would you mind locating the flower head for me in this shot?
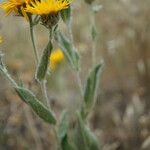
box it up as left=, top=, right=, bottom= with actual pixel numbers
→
left=25, top=0, right=71, bottom=28
left=0, top=0, right=31, bottom=20
left=49, top=48, right=64, bottom=70
left=25, top=0, right=70, bottom=15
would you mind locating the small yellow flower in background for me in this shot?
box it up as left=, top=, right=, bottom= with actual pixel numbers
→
left=25, top=0, right=70, bottom=15
left=0, top=36, right=3, bottom=44
left=0, top=0, right=31, bottom=20
left=49, top=49, right=64, bottom=70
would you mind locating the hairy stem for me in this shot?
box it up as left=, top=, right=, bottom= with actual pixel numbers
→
left=29, top=21, right=59, bottom=148
left=29, top=16, right=39, bottom=64
left=2, top=69, right=18, bottom=87
left=29, top=17, right=51, bottom=108
left=68, top=22, right=84, bottom=97
left=90, top=8, right=97, bottom=67
left=40, top=80, right=51, bottom=109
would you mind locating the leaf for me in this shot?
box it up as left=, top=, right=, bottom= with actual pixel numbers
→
left=84, top=127, right=100, bottom=150
left=82, top=64, right=103, bottom=119
left=58, top=111, right=69, bottom=141
left=60, top=6, right=71, bottom=25
left=55, top=31, right=73, bottom=63
left=74, top=112, right=100, bottom=150
left=15, top=86, right=56, bottom=124
left=58, top=111, right=75, bottom=150
left=54, top=31, right=80, bottom=71
left=61, top=135, right=75, bottom=150
left=36, top=40, right=53, bottom=81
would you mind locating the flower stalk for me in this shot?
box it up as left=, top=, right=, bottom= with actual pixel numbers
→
left=29, top=16, right=39, bottom=64
left=67, top=13, right=84, bottom=97
left=90, top=6, right=97, bottom=67
left=30, top=21, right=51, bottom=109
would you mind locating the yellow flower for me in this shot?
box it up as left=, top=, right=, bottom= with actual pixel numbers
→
left=25, top=0, right=70, bottom=15
left=0, top=0, right=31, bottom=20
left=0, top=36, right=3, bottom=44
left=49, top=49, right=64, bottom=70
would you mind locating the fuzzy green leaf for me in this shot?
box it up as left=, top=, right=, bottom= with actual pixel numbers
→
left=74, top=112, right=100, bottom=150
left=55, top=31, right=80, bottom=71
left=58, top=111, right=75, bottom=150
left=55, top=31, right=73, bottom=63
left=60, top=6, right=71, bottom=25
left=58, top=111, right=69, bottom=141
left=61, top=135, right=75, bottom=150
left=36, top=40, right=53, bottom=81
left=15, top=86, right=56, bottom=124
left=82, top=64, right=103, bottom=118
left=84, top=127, right=100, bottom=150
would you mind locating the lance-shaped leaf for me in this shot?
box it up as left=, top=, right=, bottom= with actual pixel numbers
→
left=60, top=6, right=71, bottom=25
left=0, top=53, right=56, bottom=124
left=55, top=31, right=73, bottom=64
left=15, top=86, right=56, bottom=124
left=61, top=135, right=75, bottom=150
left=82, top=63, right=103, bottom=119
left=74, top=112, right=100, bottom=150
left=58, top=111, right=75, bottom=150
left=59, top=111, right=69, bottom=141
left=36, top=40, right=53, bottom=81
left=54, top=31, right=80, bottom=71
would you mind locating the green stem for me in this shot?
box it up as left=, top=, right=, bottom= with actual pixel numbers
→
left=29, top=16, right=51, bottom=109
left=92, top=39, right=96, bottom=67
left=29, top=16, right=39, bottom=64
left=41, top=80, right=51, bottom=109
left=68, top=6, right=83, bottom=97
left=68, top=23, right=84, bottom=97
left=0, top=68, right=17, bottom=87
left=76, top=70, right=84, bottom=96
left=53, top=126, right=60, bottom=149
left=29, top=17, right=59, bottom=148
left=90, top=7, right=97, bottom=67
left=39, top=28, right=55, bottom=109
left=0, top=54, right=17, bottom=86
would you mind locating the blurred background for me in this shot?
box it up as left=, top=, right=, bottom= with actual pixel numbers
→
left=0, top=0, right=150, bottom=149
